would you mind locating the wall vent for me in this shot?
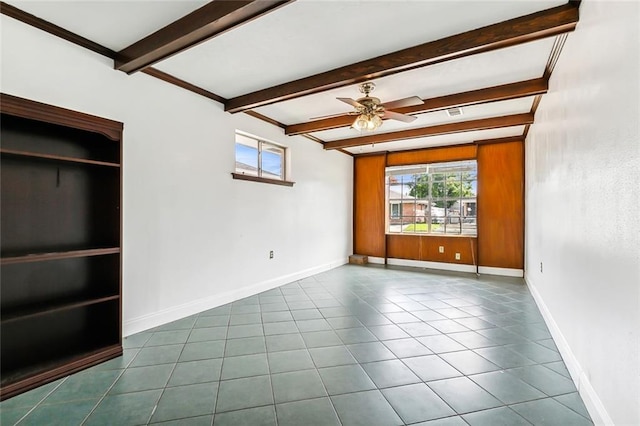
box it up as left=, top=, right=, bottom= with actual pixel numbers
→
left=446, top=107, right=463, bottom=117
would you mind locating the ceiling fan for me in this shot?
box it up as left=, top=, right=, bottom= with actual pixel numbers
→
left=312, top=82, right=424, bottom=131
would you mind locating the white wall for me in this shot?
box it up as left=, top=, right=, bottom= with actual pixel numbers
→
left=1, top=16, right=353, bottom=335
left=525, top=2, right=639, bottom=425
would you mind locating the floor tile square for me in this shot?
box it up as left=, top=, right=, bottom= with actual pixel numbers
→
left=427, top=377, right=502, bottom=414
left=276, top=397, right=340, bottom=426
left=383, top=338, right=433, bottom=358
left=470, top=370, right=545, bottom=404
left=367, top=324, right=410, bottom=340
left=226, top=324, right=263, bottom=339
left=260, top=303, right=290, bottom=313
left=153, top=316, right=197, bottom=332
left=188, top=327, right=227, bottom=342
left=291, top=309, right=323, bottom=320
left=402, top=355, right=463, bottom=382
left=145, top=330, right=191, bottom=347
left=179, top=341, right=225, bottom=362
left=362, top=359, right=421, bottom=388
left=150, top=382, right=218, bottom=423
left=229, top=313, right=262, bottom=325
left=506, top=364, right=577, bottom=396
left=319, top=307, right=352, bottom=318
left=272, top=369, right=327, bottom=403
left=42, top=370, right=119, bottom=404
left=428, top=320, right=471, bottom=334
left=331, top=390, right=403, bottom=426
left=109, top=364, right=173, bottom=394
left=221, top=353, right=269, bottom=380
left=231, top=304, right=261, bottom=314
left=326, top=316, right=364, bottom=330
left=122, top=332, right=152, bottom=349
left=168, top=359, right=222, bottom=386
left=462, top=406, right=530, bottom=426
left=302, top=330, right=343, bottom=348
left=417, top=335, right=467, bottom=353
left=213, top=406, right=276, bottom=426
left=268, top=349, right=315, bottom=373
left=130, top=344, right=183, bottom=367
left=412, top=310, right=448, bottom=322
left=335, top=327, right=378, bottom=344
left=194, top=315, right=229, bottom=328
left=199, top=306, right=231, bottom=317
left=266, top=334, right=306, bottom=352
left=309, top=345, right=358, bottom=368
left=448, top=331, right=499, bottom=349
left=263, top=321, right=299, bottom=335
left=555, top=392, right=592, bottom=419
left=473, top=346, right=536, bottom=369
left=453, top=317, right=497, bottom=331
left=347, top=342, right=396, bottom=363
left=224, top=336, right=266, bottom=357
left=85, top=389, right=162, bottom=425
left=0, top=380, right=62, bottom=410
left=151, top=415, right=213, bottom=425
left=296, top=319, right=332, bottom=332
left=505, top=342, right=562, bottom=363
left=215, top=376, right=273, bottom=413
left=356, top=313, right=393, bottom=326
left=262, top=311, right=294, bottom=323
left=317, top=364, right=376, bottom=395
left=382, top=383, right=455, bottom=423
left=383, top=312, right=420, bottom=324
left=20, top=398, right=98, bottom=426
left=398, top=322, right=441, bottom=337
left=511, top=398, right=593, bottom=425
left=439, top=350, right=501, bottom=375
left=544, top=360, right=572, bottom=379
left=287, top=300, right=316, bottom=310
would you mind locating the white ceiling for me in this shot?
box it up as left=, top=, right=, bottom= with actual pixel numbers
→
left=6, top=0, right=569, bottom=154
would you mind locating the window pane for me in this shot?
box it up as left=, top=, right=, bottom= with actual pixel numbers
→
left=235, top=140, right=258, bottom=176
left=261, top=143, right=283, bottom=179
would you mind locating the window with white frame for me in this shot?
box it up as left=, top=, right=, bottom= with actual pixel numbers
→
left=386, top=160, right=477, bottom=236
left=235, top=132, right=285, bottom=181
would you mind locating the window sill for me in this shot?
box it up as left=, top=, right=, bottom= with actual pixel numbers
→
left=231, top=172, right=295, bottom=187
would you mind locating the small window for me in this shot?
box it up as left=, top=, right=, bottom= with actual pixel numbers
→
left=235, top=132, right=285, bottom=181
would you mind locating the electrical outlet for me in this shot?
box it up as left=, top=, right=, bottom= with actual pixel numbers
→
left=439, top=246, right=445, bottom=253
left=269, top=250, right=274, bottom=259
left=455, top=253, right=461, bottom=260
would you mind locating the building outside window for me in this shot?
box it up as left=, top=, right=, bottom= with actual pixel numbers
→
left=386, top=160, right=477, bottom=236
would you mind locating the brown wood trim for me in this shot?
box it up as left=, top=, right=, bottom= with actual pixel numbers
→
left=324, top=113, right=533, bottom=150
left=0, top=1, right=117, bottom=58
left=0, top=345, right=122, bottom=401
left=141, top=68, right=227, bottom=103
left=244, top=110, right=285, bottom=128
left=2, top=295, right=120, bottom=324
left=116, top=1, right=295, bottom=73
left=475, top=136, right=525, bottom=146
left=0, top=149, right=121, bottom=168
left=285, top=78, right=548, bottom=136
left=386, top=143, right=477, bottom=166
left=225, top=4, right=579, bottom=113
left=1, top=93, right=123, bottom=140
left=544, top=33, right=569, bottom=78
left=231, top=172, right=295, bottom=187
left=1, top=247, right=121, bottom=265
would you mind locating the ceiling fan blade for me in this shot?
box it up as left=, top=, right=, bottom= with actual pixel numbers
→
left=383, top=110, right=417, bottom=123
left=337, top=97, right=363, bottom=108
left=381, top=96, right=424, bottom=110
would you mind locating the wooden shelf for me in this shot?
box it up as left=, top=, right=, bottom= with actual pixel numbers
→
left=1, top=94, right=123, bottom=400
left=0, top=148, right=120, bottom=167
left=1, top=294, right=120, bottom=324
left=1, top=247, right=120, bottom=265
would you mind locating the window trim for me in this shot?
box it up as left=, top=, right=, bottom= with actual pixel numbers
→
left=234, top=131, right=293, bottom=186
left=385, top=160, right=477, bottom=236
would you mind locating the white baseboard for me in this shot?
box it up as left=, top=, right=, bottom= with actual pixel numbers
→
left=525, top=273, right=614, bottom=426
left=387, top=258, right=477, bottom=273
left=478, top=266, right=524, bottom=277
left=367, top=257, right=522, bottom=278
left=123, top=257, right=348, bottom=337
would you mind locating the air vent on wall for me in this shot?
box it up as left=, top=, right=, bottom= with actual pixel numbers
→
left=446, top=107, right=464, bottom=117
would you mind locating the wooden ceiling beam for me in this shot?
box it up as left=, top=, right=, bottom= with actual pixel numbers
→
left=323, top=113, right=533, bottom=150
left=115, top=0, right=295, bottom=74
left=225, top=3, right=578, bottom=113
left=285, top=78, right=548, bottom=136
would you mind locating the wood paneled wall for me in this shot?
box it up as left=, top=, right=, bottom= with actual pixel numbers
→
left=353, top=141, right=524, bottom=270
left=477, top=141, right=524, bottom=269
left=353, top=154, right=386, bottom=257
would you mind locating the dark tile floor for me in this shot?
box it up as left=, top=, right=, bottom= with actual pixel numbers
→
left=0, top=265, right=594, bottom=425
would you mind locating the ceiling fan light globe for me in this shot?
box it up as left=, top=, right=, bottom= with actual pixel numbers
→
left=353, top=114, right=370, bottom=131
left=369, top=114, right=383, bottom=130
